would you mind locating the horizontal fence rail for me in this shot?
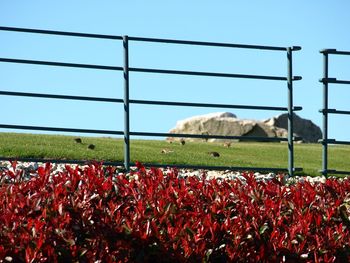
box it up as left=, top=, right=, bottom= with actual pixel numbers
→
left=0, top=26, right=123, bottom=40
left=0, top=90, right=124, bottom=103
left=320, top=49, right=350, bottom=176
left=130, top=66, right=295, bottom=81
left=132, top=163, right=303, bottom=173
left=130, top=131, right=289, bottom=142
left=0, top=57, right=124, bottom=71
left=0, top=124, right=124, bottom=136
left=0, top=26, right=303, bottom=176
left=321, top=109, right=350, bottom=115
left=0, top=156, right=125, bottom=167
left=0, top=90, right=304, bottom=111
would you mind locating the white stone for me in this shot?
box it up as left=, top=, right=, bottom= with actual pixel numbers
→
left=168, top=112, right=321, bottom=143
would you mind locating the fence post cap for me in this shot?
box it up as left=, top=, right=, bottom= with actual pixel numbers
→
left=320, top=49, right=337, bottom=53
left=319, top=77, right=337, bottom=83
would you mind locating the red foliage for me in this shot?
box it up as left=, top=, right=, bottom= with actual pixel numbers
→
left=1, top=162, right=350, bottom=262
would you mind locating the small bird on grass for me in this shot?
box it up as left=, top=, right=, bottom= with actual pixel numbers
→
left=74, top=138, right=82, bottom=144
left=88, top=144, right=95, bottom=150
left=223, top=142, right=231, bottom=148
left=161, top=148, right=174, bottom=154
left=180, top=138, right=186, bottom=145
left=208, top=151, right=220, bottom=157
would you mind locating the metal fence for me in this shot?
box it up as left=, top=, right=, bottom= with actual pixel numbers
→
left=0, top=26, right=302, bottom=176
left=320, top=49, right=350, bottom=176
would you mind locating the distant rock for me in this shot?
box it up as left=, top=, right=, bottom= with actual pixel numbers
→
left=167, top=112, right=252, bottom=143
left=167, top=112, right=321, bottom=143
left=264, top=113, right=322, bottom=143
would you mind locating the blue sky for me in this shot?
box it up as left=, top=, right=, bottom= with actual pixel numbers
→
left=0, top=1, right=349, bottom=141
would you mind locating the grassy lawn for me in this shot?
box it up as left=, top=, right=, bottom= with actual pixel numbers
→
left=0, top=132, right=349, bottom=177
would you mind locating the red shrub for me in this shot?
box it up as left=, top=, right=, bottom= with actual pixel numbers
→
left=1, top=162, right=350, bottom=262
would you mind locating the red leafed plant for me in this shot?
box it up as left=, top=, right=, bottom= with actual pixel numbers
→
left=1, top=161, right=350, bottom=262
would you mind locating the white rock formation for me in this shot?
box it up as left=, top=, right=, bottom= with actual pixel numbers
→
left=167, top=112, right=321, bottom=143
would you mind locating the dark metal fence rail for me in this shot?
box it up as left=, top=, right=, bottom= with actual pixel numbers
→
left=320, top=49, right=350, bottom=176
left=0, top=26, right=302, bottom=176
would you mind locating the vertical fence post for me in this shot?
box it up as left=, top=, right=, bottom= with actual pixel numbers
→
left=123, top=35, right=130, bottom=171
left=287, top=47, right=294, bottom=177
left=321, top=51, right=329, bottom=177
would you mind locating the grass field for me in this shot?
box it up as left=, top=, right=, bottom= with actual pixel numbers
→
left=0, top=132, right=349, bottom=177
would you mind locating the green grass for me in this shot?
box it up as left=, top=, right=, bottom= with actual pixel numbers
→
left=0, top=132, right=349, bottom=177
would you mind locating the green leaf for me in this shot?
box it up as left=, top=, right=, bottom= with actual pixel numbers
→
left=259, top=225, right=269, bottom=235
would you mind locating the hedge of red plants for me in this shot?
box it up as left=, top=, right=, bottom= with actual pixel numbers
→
left=1, top=161, right=350, bottom=262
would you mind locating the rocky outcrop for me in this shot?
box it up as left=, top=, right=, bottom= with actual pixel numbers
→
left=263, top=113, right=322, bottom=143
left=167, top=112, right=321, bottom=143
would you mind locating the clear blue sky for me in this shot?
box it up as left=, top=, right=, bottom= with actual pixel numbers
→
left=0, top=1, right=349, bottom=141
